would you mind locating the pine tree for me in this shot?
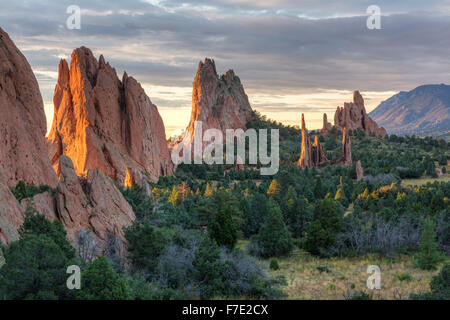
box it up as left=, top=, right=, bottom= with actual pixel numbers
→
left=305, top=198, right=343, bottom=256
left=76, top=256, right=131, bottom=300
left=256, top=200, right=293, bottom=257
left=209, top=200, right=237, bottom=249
left=415, top=219, right=443, bottom=270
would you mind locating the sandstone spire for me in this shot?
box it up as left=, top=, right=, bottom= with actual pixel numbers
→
left=298, top=114, right=312, bottom=169
left=46, top=47, right=173, bottom=183
left=334, top=91, right=387, bottom=137
left=356, top=160, right=364, bottom=180
left=342, top=127, right=352, bottom=166
left=0, top=28, right=58, bottom=187
left=179, top=58, right=253, bottom=151
left=321, top=113, right=332, bottom=134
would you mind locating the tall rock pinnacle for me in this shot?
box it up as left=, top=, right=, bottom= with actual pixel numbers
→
left=342, top=127, right=352, bottom=166
left=334, top=91, right=387, bottom=137
left=47, top=47, right=173, bottom=183
left=0, top=28, right=58, bottom=187
left=298, top=114, right=312, bottom=169
left=180, top=58, right=253, bottom=150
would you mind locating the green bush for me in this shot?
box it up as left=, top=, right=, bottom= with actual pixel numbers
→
left=10, top=181, right=55, bottom=202
left=269, top=258, right=279, bottom=270
left=76, top=257, right=131, bottom=300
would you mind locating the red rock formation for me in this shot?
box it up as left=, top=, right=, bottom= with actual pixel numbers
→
left=47, top=47, right=173, bottom=183
left=180, top=58, right=253, bottom=151
left=0, top=169, right=23, bottom=245
left=0, top=28, right=58, bottom=187
left=311, top=135, right=330, bottom=166
left=298, top=114, right=329, bottom=169
left=298, top=114, right=312, bottom=169
left=342, top=128, right=352, bottom=166
left=334, top=91, right=387, bottom=137
left=356, top=160, right=364, bottom=180
left=321, top=113, right=332, bottom=135
left=56, top=156, right=135, bottom=254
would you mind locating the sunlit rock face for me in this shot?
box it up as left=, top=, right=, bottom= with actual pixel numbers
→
left=298, top=114, right=329, bottom=169
left=179, top=58, right=254, bottom=151
left=47, top=47, right=173, bottom=184
left=0, top=28, right=58, bottom=188
left=334, top=91, right=387, bottom=138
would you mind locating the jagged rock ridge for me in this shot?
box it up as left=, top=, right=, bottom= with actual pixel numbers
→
left=179, top=58, right=253, bottom=151
left=331, top=91, right=387, bottom=137
left=47, top=47, right=173, bottom=184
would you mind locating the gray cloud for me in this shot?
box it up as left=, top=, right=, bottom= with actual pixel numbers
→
left=1, top=0, right=450, bottom=104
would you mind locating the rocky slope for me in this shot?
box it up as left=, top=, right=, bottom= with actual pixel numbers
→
left=47, top=47, right=173, bottom=184
left=176, top=58, right=253, bottom=153
left=370, top=84, right=450, bottom=138
left=0, top=31, right=136, bottom=254
left=0, top=28, right=58, bottom=188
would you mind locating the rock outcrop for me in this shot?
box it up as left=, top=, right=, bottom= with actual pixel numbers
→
left=298, top=114, right=329, bottom=169
left=178, top=58, right=253, bottom=152
left=334, top=91, right=387, bottom=137
left=55, top=156, right=135, bottom=255
left=0, top=169, right=23, bottom=245
left=47, top=47, right=173, bottom=184
left=0, top=28, right=58, bottom=187
left=356, top=160, right=364, bottom=181
left=321, top=113, right=333, bottom=134
left=342, top=128, right=352, bottom=166
left=298, top=114, right=312, bottom=169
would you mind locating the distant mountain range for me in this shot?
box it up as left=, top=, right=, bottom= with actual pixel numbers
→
left=370, top=84, right=450, bottom=140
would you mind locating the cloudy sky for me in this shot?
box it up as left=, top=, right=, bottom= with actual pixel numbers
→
left=1, top=0, right=450, bottom=136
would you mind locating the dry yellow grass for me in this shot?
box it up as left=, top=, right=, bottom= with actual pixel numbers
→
left=267, top=249, right=440, bottom=300
left=236, top=240, right=441, bottom=300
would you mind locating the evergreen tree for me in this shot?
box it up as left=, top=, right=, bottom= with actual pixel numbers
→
left=209, top=200, right=237, bottom=249
left=305, top=198, right=343, bottom=256
left=242, top=193, right=268, bottom=237
left=0, top=234, right=74, bottom=300
left=256, top=200, right=293, bottom=257
left=76, top=256, right=131, bottom=300
left=124, top=222, right=167, bottom=272
left=192, top=237, right=226, bottom=299
left=0, top=213, right=77, bottom=300
left=415, top=219, right=443, bottom=270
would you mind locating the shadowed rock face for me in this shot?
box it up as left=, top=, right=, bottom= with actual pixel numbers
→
left=56, top=156, right=135, bottom=256
left=180, top=58, right=253, bottom=150
left=334, top=91, right=387, bottom=137
left=47, top=47, right=173, bottom=184
left=0, top=28, right=58, bottom=188
left=0, top=169, right=23, bottom=245
left=342, top=127, right=352, bottom=166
